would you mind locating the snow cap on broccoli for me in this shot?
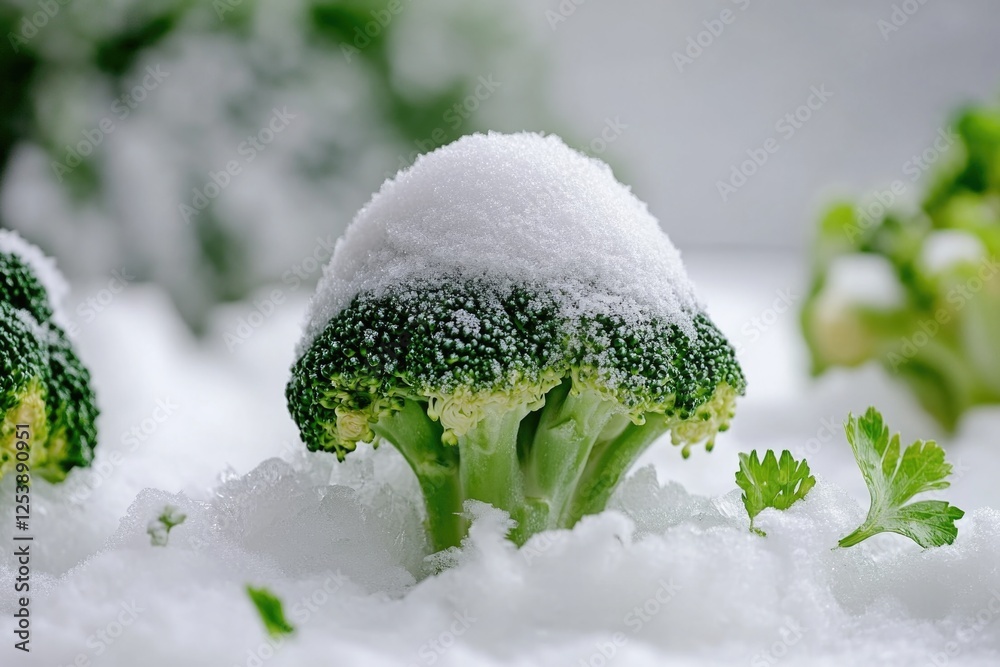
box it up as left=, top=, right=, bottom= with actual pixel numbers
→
left=1, top=230, right=99, bottom=482
left=287, top=132, right=745, bottom=549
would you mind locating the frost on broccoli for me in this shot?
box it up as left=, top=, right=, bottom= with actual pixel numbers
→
left=1, top=231, right=99, bottom=482
left=288, top=283, right=743, bottom=550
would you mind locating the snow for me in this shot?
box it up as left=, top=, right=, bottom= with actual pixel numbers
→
left=820, top=252, right=906, bottom=310
left=4, top=253, right=1000, bottom=666
left=919, top=230, right=988, bottom=275
left=302, top=132, right=700, bottom=353
left=0, top=229, right=69, bottom=328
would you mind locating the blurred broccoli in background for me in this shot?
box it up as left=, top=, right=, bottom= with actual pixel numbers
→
left=803, top=100, right=1000, bottom=431
left=0, top=0, right=548, bottom=330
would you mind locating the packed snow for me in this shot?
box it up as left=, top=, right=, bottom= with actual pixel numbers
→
left=3, top=253, right=1000, bottom=666
left=302, top=132, right=700, bottom=352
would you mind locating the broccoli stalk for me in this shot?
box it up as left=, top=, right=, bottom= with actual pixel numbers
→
left=521, top=381, right=619, bottom=531
left=287, top=281, right=744, bottom=551
left=371, top=400, right=466, bottom=549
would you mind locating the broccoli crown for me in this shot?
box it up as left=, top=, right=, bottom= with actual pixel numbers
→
left=1, top=239, right=99, bottom=482
left=0, top=247, right=55, bottom=324
left=287, top=279, right=743, bottom=550
left=288, top=280, right=744, bottom=458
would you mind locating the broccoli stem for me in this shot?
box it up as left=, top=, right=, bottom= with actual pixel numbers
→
left=523, top=379, right=619, bottom=529
left=372, top=400, right=466, bottom=551
left=456, top=406, right=529, bottom=542
left=566, top=417, right=671, bottom=525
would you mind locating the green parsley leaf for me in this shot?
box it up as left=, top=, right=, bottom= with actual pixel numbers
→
left=839, top=407, right=964, bottom=548
left=735, top=449, right=816, bottom=536
left=246, top=586, right=296, bottom=638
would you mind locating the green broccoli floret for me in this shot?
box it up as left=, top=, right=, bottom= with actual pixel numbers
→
left=287, top=280, right=744, bottom=550
left=0, top=247, right=56, bottom=324
left=1, top=232, right=99, bottom=482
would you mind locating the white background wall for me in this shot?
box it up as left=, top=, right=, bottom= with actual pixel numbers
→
left=491, top=0, right=1000, bottom=249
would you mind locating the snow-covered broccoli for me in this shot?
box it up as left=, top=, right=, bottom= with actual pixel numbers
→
left=1, top=230, right=99, bottom=482
left=803, top=101, right=1000, bottom=430
left=287, top=133, right=745, bottom=550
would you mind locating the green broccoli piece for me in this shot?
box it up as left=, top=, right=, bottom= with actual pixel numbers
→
left=287, top=280, right=745, bottom=550
left=802, top=100, right=1000, bottom=431
left=1, top=231, right=99, bottom=483
left=0, top=245, right=56, bottom=324
left=246, top=586, right=295, bottom=638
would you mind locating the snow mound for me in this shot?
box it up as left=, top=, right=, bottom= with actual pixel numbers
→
left=7, top=455, right=1000, bottom=667
left=0, top=228, right=69, bottom=327
left=301, top=132, right=699, bottom=353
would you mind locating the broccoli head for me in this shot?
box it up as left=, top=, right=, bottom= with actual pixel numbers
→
left=288, top=281, right=743, bottom=550
left=286, top=132, right=745, bottom=551
left=1, top=230, right=99, bottom=482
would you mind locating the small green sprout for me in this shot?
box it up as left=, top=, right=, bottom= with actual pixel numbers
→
left=735, top=449, right=816, bottom=536
left=147, top=505, right=187, bottom=547
left=839, top=407, right=964, bottom=548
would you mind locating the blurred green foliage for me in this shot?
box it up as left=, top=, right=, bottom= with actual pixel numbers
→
left=802, top=100, right=1000, bottom=430
left=0, top=0, right=509, bottom=327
